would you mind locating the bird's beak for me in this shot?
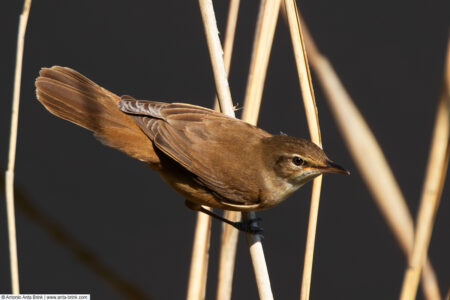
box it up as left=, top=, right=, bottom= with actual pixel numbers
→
left=321, top=160, right=350, bottom=175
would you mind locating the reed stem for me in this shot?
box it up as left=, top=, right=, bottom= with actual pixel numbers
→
left=283, top=2, right=323, bottom=299
left=299, top=16, right=443, bottom=300
left=195, top=1, right=273, bottom=299
left=5, top=0, right=32, bottom=294
left=214, top=2, right=241, bottom=299
left=399, top=38, right=450, bottom=300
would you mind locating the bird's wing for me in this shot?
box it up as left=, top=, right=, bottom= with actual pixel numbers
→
left=119, top=96, right=271, bottom=205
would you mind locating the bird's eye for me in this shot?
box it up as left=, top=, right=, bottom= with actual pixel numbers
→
left=292, top=156, right=305, bottom=166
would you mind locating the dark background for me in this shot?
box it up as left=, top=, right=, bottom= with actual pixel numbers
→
left=1, top=0, right=449, bottom=299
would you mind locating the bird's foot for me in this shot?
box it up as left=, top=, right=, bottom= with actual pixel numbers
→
left=232, top=217, right=264, bottom=235
left=196, top=205, right=264, bottom=235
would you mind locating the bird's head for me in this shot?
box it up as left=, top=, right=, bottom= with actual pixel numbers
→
left=261, top=135, right=349, bottom=189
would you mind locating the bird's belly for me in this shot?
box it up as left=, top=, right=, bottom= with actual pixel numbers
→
left=154, top=159, right=263, bottom=212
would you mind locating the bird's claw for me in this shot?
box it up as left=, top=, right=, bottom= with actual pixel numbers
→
left=232, top=217, right=264, bottom=235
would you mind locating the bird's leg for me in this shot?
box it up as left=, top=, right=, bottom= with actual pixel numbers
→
left=197, top=206, right=263, bottom=234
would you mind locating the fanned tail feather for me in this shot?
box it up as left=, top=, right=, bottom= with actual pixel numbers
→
left=35, top=66, right=158, bottom=164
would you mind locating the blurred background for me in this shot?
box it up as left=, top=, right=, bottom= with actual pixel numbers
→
left=1, top=0, right=449, bottom=299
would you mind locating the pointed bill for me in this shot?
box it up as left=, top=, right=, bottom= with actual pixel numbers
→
left=322, top=161, right=350, bottom=175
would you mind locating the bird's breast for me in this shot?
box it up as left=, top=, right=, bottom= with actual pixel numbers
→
left=258, top=174, right=303, bottom=209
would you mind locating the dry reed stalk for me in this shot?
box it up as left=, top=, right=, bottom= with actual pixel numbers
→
left=399, top=38, right=450, bottom=300
left=187, top=0, right=238, bottom=297
left=220, top=0, right=240, bottom=74
left=198, top=0, right=235, bottom=115
left=213, top=0, right=240, bottom=111
left=187, top=210, right=213, bottom=300
left=283, top=2, right=323, bottom=299
left=239, top=1, right=286, bottom=299
left=299, top=18, right=442, bottom=300
left=216, top=211, right=240, bottom=300
left=242, top=0, right=282, bottom=125
left=217, top=1, right=280, bottom=299
left=213, top=1, right=242, bottom=299
left=283, top=2, right=321, bottom=144
left=5, top=0, right=32, bottom=294
left=242, top=213, right=273, bottom=300
left=195, top=1, right=273, bottom=299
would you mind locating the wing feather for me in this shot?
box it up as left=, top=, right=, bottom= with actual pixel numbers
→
left=119, top=96, right=271, bottom=205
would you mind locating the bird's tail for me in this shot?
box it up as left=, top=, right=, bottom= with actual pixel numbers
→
left=35, top=66, right=158, bottom=164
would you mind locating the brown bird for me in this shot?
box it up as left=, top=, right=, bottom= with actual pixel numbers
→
left=35, top=66, right=349, bottom=233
